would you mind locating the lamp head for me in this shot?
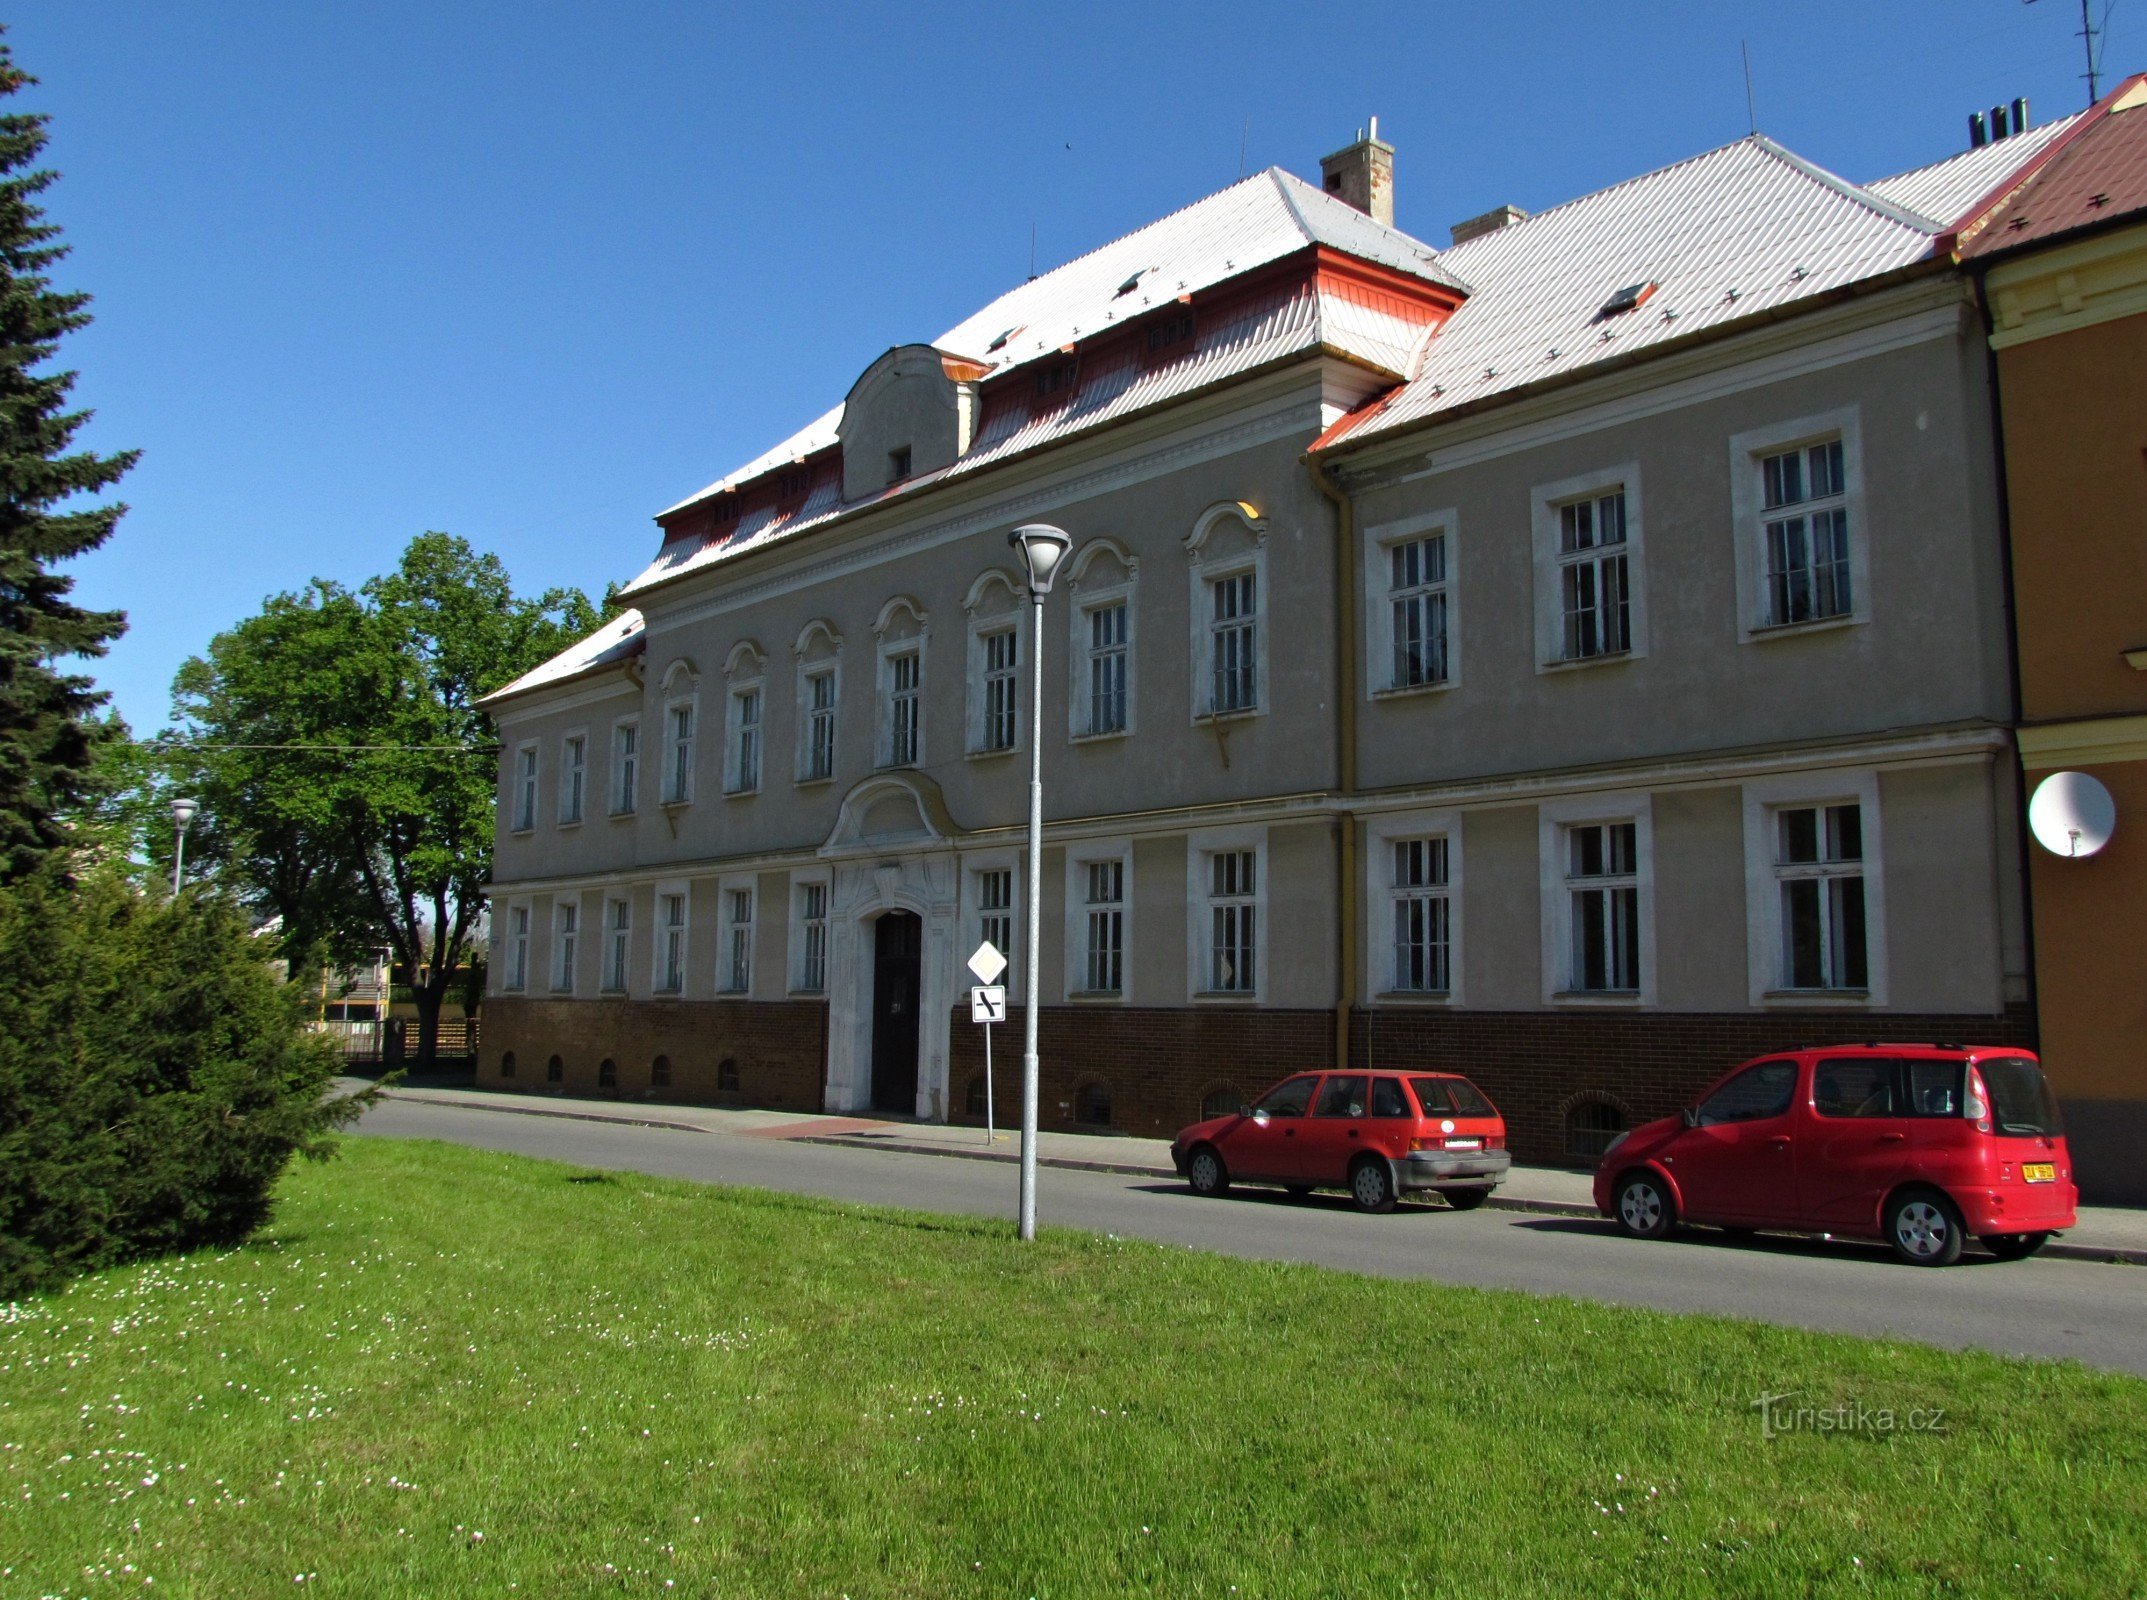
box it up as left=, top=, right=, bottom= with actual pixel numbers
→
left=1007, top=523, right=1072, bottom=597
left=170, top=797, right=200, bottom=831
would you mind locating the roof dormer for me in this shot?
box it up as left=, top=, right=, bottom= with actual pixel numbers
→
left=838, top=343, right=986, bottom=503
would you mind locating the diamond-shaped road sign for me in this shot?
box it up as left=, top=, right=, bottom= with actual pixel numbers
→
left=967, top=939, right=1008, bottom=985
left=969, top=985, right=1007, bottom=1024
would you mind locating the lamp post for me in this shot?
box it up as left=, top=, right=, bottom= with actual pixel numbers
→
left=1007, top=522, right=1070, bottom=1242
left=169, top=797, right=200, bottom=896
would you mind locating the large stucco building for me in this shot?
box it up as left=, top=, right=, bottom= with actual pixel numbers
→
left=480, top=111, right=2083, bottom=1171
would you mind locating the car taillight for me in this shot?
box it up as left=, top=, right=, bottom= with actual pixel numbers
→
left=1967, top=1066, right=1991, bottom=1134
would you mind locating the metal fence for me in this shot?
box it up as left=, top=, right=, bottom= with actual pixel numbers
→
left=315, top=1017, right=480, bottom=1064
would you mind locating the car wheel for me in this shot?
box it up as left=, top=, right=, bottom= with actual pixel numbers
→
left=1613, top=1171, right=1675, bottom=1241
left=1348, top=1156, right=1397, bottom=1214
left=1885, top=1188, right=1965, bottom=1267
left=1186, top=1146, right=1230, bottom=1198
left=1442, top=1186, right=1494, bottom=1211
left=1980, top=1231, right=2052, bottom=1261
left=1284, top=1184, right=1315, bottom=1200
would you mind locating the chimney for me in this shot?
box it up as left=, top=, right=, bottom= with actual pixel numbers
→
left=1449, top=203, right=1530, bottom=247
left=1319, top=116, right=1395, bottom=226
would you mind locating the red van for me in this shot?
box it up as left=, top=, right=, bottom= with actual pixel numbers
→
left=1171, top=1070, right=1510, bottom=1213
left=1594, top=1045, right=2075, bottom=1266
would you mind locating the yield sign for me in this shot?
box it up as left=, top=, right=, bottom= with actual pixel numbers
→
left=967, top=939, right=1008, bottom=985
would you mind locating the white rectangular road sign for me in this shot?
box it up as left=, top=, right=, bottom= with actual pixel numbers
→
left=969, top=984, right=1007, bottom=1024
left=967, top=940, right=1008, bottom=985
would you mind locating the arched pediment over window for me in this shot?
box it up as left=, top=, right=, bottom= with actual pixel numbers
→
left=820, top=771, right=962, bottom=857
left=1184, top=500, right=1268, bottom=558
left=658, top=657, right=700, bottom=694
left=963, top=568, right=1024, bottom=617
left=794, top=618, right=842, bottom=660
left=873, top=595, right=930, bottom=642
left=724, top=639, right=764, bottom=679
left=1066, top=535, right=1139, bottom=591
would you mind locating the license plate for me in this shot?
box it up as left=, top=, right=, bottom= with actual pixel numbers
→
left=2022, top=1163, right=2056, bottom=1184
left=1445, top=1138, right=1482, bottom=1151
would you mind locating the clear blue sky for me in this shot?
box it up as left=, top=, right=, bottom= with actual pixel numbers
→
left=13, top=0, right=2127, bottom=732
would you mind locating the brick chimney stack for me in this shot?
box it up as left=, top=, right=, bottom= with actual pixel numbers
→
left=1320, top=117, right=1395, bottom=226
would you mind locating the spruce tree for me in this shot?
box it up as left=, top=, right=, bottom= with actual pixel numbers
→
left=0, top=30, right=135, bottom=881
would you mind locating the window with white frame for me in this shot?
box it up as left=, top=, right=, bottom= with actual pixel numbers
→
left=506, top=904, right=530, bottom=990
left=886, top=649, right=921, bottom=767
left=1565, top=822, right=1640, bottom=993
left=1556, top=488, right=1631, bottom=661
left=1067, top=539, right=1138, bottom=739
left=979, top=868, right=1014, bottom=964
left=559, top=734, right=586, bottom=825
left=1085, top=601, right=1128, bottom=734
left=512, top=744, right=538, bottom=832
left=803, top=666, right=837, bottom=781
left=1390, top=837, right=1451, bottom=993
left=1082, top=859, right=1124, bottom=995
left=727, top=685, right=762, bottom=794
left=1761, top=439, right=1851, bottom=626
left=611, top=719, right=638, bottom=815
left=722, top=885, right=754, bottom=994
left=966, top=857, right=1020, bottom=998
left=794, top=879, right=828, bottom=992
left=663, top=699, right=696, bottom=804
left=1208, top=572, right=1258, bottom=714
left=657, top=890, right=687, bottom=993
left=1389, top=535, right=1451, bottom=689
left=981, top=625, right=1018, bottom=752
left=1774, top=802, right=1867, bottom=990
left=1205, top=849, right=1258, bottom=993
left=552, top=900, right=578, bottom=992
left=603, top=897, right=631, bottom=992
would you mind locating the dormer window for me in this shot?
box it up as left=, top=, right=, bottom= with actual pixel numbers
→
left=1145, top=308, right=1194, bottom=357
left=775, top=465, right=811, bottom=502
left=1116, top=267, right=1151, bottom=297
left=1598, top=281, right=1658, bottom=319
left=1033, top=360, right=1078, bottom=405
left=887, top=446, right=912, bottom=484
left=987, top=325, right=1022, bottom=353
left=712, top=495, right=739, bottom=527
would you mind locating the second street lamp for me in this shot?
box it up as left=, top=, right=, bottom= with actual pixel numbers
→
left=169, top=797, right=200, bottom=896
left=1007, top=522, right=1070, bottom=1242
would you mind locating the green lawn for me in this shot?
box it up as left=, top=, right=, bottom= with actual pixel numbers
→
left=3, top=1140, right=2141, bottom=1598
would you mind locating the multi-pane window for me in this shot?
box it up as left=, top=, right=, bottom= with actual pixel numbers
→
left=507, top=905, right=530, bottom=990
left=1762, top=439, right=1851, bottom=625
left=611, top=721, right=638, bottom=815
left=1208, top=850, right=1257, bottom=993
left=725, top=887, right=754, bottom=993
left=728, top=688, right=761, bottom=793
left=1776, top=802, right=1867, bottom=990
left=513, top=746, right=538, bottom=832
left=604, top=899, right=630, bottom=992
left=1390, top=837, right=1450, bottom=993
left=1087, top=602, right=1128, bottom=734
left=1389, top=536, right=1450, bottom=688
left=798, top=882, right=827, bottom=992
left=888, top=651, right=920, bottom=766
left=982, top=628, right=1018, bottom=752
left=1209, top=572, right=1258, bottom=713
left=664, top=701, right=695, bottom=803
left=978, top=869, right=1014, bottom=967
left=560, top=735, right=586, bottom=824
left=553, top=903, right=577, bottom=991
left=1566, top=822, right=1640, bottom=992
left=658, top=892, right=687, bottom=993
left=1083, top=860, right=1124, bottom=995
left=1556, top=490, right=1630, bottom=660
left=805, top=669, right=837, bottom=781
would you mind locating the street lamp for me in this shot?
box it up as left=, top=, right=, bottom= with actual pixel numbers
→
left=1007, top=522, right=1070, bottom=1242
left=169, top=797, right=200, bottom=896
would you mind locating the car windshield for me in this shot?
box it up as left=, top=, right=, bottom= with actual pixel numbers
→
left=1253, top=1076, right=1317, bottom=1118
left=1978, top=1057, right=2065, bottom=1137
left=1411, top=1077, right=1494, bottom=1118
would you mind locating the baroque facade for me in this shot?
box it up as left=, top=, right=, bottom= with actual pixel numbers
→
left=482, top=115, right=2076, bottom=1171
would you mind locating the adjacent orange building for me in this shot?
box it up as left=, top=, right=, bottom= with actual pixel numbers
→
left=1964, top=75, right=2147, bottom=1201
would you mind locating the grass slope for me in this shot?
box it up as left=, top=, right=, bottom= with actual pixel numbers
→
left=2, top=1138, right=2142, bottom=1598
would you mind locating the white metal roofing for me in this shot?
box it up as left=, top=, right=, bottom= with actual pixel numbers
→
left=483, top=606, right=645, bottom=706
left=654, top=169, right=1463, bottom=519
left=1864, top=112, right=2084, bottom=224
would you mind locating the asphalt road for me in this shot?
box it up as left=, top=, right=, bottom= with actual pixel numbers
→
left=355, top=1097, right=2147, bottom=1377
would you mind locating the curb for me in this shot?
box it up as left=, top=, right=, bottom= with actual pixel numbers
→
left=383, top=1089, right=709, bottom=1136
left=788, top=1133, right=1170, bottom=1180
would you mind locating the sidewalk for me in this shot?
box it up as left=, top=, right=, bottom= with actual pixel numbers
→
left=366, top=1081, right=2147, bottom=1266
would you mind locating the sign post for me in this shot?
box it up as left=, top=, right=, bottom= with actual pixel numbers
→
left=967, top=941, right=1009, bottom=1146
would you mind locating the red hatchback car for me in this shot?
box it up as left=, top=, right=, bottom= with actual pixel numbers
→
left=1594, top=1044, right=2076, bottom=1265
left=1171, top=1069, right=1511, bottom=1213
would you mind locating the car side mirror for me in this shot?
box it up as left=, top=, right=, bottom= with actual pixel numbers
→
left=1681, top=1106, right=1700, bottom=1129
left=1238, top=1103, right=1254, bottom=1119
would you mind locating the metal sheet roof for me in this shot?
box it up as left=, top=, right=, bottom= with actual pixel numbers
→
left=1962, top=79, right=2147, bottom=258
left=482, top=607, right=645, bottom=707
left=1865, top=112, right=2086, bottom=225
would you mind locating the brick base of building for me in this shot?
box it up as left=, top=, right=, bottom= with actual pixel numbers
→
left=478, top=997, right=828, bottom=1112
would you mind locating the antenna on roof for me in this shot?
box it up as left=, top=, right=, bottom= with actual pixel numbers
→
left=1741, top=40, right=1758, bottom=135
left=1239, top=115, right=1249, bottom=179
left=1028, top=221, right=1037, bottom=282
left=2026, top=0, right=2105, bottom=106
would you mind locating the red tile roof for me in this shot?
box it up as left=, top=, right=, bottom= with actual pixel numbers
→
left=1962, top=75, right=2147, bottom=259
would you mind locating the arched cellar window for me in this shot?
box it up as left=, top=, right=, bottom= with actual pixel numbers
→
left=598, top=1058, right=618, bottom=1090
left=717, top=1058, right=741, bottom=1092
left=966, top=1075, right=987, bottom=1117
left=547, top=1054, right=564, bottom=1083
left=1200, top=1084, right=1241, bottom=1119
left=1565, top=1099, right=1626, bottom=1165
left=500, top=1051, right=517, bottom=1079
left=1074, top=1080, right=1112, bottom=1127
left=651, top=1054, right=671, bottom=1089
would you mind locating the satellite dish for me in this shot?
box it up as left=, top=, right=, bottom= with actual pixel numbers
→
left=2029, top=771, right=2116, bottom=859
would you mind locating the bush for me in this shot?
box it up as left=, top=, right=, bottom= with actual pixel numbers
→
left=0, top=866, right=371, bottom=1300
